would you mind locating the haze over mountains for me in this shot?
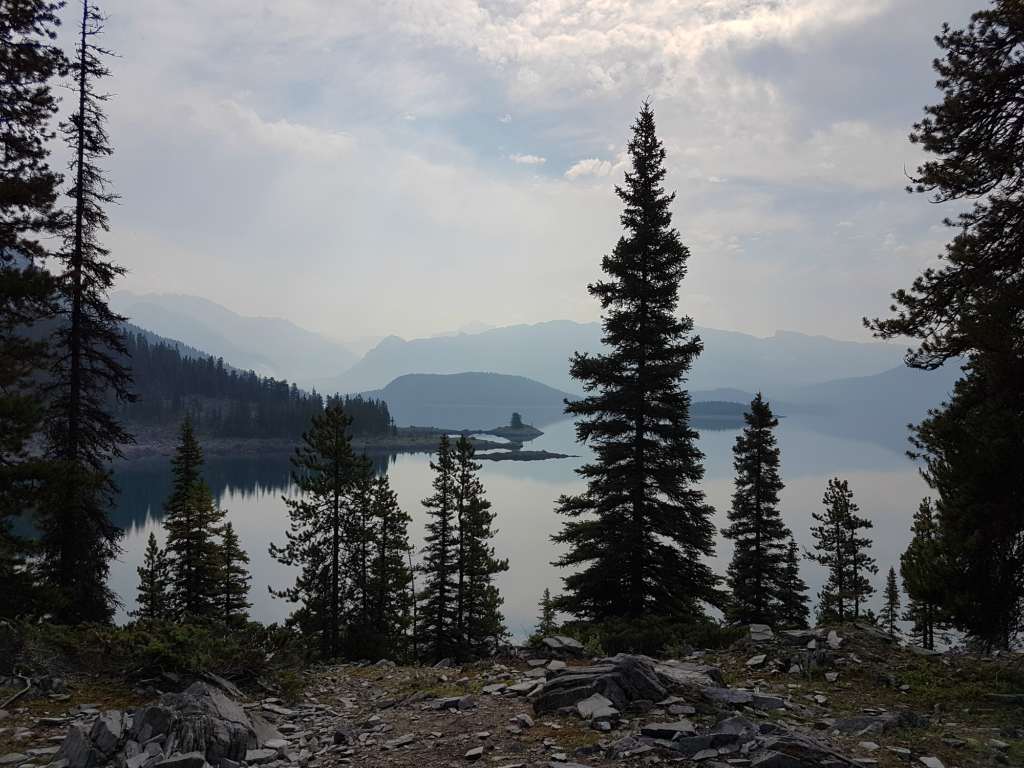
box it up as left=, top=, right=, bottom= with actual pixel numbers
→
left=112, top=291, right=960, bottom=446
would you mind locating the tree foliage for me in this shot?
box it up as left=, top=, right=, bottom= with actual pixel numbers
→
left=132, top=532, right=169, bottom=620
left=553, top=102, right=717, bottom=623
left=881, top=566, right=900, bottom=637
left=0, top=0, right=65, bottom=618
left=417, top=435, right=459, bottom=661
left=38, top=0, right=132, bottom=623
left=866, top=0, right=1024, bottom=649
left=218, top=522, right=251, bottom=626
left=900, top=499, right=948, bottom=650
left=807, top=478, right=876, bottom=622
left=722, top=394, right=801, bottom=626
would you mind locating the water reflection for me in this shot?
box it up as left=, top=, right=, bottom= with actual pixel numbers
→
left=109, top=418, right=927, bottom=637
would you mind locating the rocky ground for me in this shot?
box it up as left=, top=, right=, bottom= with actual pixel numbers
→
left=2, top=625, right=1022, bottom=768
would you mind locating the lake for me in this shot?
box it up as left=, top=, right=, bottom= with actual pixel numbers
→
left=109, top=415, right=929, bottom=638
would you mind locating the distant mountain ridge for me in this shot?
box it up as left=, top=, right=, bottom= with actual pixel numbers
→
left=319, top=320, right=907, bottom=395
left=111, top=291, right=356, bottom=386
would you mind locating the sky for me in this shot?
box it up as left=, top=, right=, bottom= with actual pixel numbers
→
left=88, top=0, right=980, bottom=344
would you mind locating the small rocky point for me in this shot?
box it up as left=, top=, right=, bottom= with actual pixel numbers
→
left=2, top=625, right=1022, bottom=768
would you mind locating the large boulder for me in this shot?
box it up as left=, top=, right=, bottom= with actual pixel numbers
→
left=533, top=654, right=667, bottom=714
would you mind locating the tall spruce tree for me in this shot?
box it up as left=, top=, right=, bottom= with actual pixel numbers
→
left=865, top=1, right=1024, bottom=649
left=369, top=473, right=413, bottom=659
left=270, top=403, right=360, bottom=658
left=722, top=394, right=790, bottom=625
left=454, top=436, right=507, bottom=658
left=417, top=435, right=459, bottom=661
left=900, top=499, right=946, bottom=650
left=162, top=420, right=225, bottom=619
left=881, top=567, right=900, bottom=637
left=218, top=521, right=251, bottom=626
left=342, top=458, right=377, bottom=658
left=0, top=0, right=66, bottom=616
left=807, top=478, right=876, bottom=622
left=774, top=538, right=810, bottom=629
left=39, top=0, right=132, bottom=623
left=553, top=102, right=717, bottom=623
left=132, top=532, right=168, bottom=620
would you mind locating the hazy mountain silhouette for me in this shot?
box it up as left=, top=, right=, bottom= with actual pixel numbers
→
left=320, top=320, right=907, bottom=395
left=111, top=291, right=355, bottom=386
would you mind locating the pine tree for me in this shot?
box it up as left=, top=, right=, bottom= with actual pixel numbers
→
left=722, top=394, right=791, bottom=626
left=132, top=532, right=169, bottom=620
left=0, top=0, right=66, bottom=617
left=807, top=478, right=876, bottom=622
left=369, top=473, right=413, bottom=659
left=553, top=102, right=717, bottom=624
left=39, top=0, right=133, bottom=623
left=881, top=567, right=900, bottom=637
left=270, top=404, right=361, bottom=658
left=534, top=588, right=558, bottom=639
left=865, top=1, right=1024, bottom=650
left=774, top=539, right=810, bottom=629
left=417, top=435, right=459, bottom=661
left=162, top=420, right=225, bottom=619
left=342, top=458, right=377, bottom=657
left=218, top=522, right=251, bottom=626
left=900, top=499, right=946, bottom=650
left=454, top=436, right=507, bottom=658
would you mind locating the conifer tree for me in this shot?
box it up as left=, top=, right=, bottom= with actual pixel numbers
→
left=270, top=404, right=360, bottom=658
left=0, top=0, right=66, bottom=616
left=722, top=394, right=790, bottom=625
left=417, top=435, right=459, bottom=661
left=774, top=539, right=810, bottom=629
left=369, top=474, right=413, bottom=659
left=454, top=436, right=507, bottom=657
left=39, top=0, right=133, bottom=623
left=218, top=522, right=251, bottom=626
left=535, top=588, right=558, bottom=639
left=865, top=1, right=1024, bottom=649
left=807, top=478, right=876, bottom=622
left=132, top=532, right=169, bottom=620
left=900, top=499, right=947, bottom=650
left=162, top=420, right=225, bottom=619
left=342, top=458, right=377, bottom=657
left=553, top=102, right=717, bottom=623
left=881, top=566, right=900, bottom=637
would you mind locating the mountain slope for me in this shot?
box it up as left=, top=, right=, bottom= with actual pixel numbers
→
left=111, top=291, right=355, bottom=386
left=362, top=372, right=575, bottom=429
left=322, top=320, right=906, bottom=395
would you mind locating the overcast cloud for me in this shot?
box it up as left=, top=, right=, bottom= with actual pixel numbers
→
left=92, top=0, right=977, bottom=343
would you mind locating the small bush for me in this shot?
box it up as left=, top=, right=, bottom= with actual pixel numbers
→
left=559, top=617, right=743, bottom=656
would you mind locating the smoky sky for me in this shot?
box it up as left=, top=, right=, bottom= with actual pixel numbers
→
left=86, top=0, right=978, bottom=344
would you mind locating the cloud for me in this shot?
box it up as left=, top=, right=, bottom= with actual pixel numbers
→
left=509, top=153, right=546, bottom=165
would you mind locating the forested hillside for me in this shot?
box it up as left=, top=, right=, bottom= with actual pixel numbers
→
left=118, top=332, right=392, bottom=439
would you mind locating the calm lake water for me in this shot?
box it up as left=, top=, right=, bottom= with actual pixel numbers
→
left=109, top=416, right=929, bottom=638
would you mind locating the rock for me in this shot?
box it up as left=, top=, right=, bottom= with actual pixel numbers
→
left=918, top=759, right=944, bottom=768
left=464, top=746, right=484, bottom=760
left=56, top=726, right=96, bottom=768
left=907, top=645, right=941, bottom=657
left=481, top=683, right=506, bottom=695
left=640, top=720, right=697, bottom=740
left=243, top=749, right=276, bottom=765
left=858, top=742, right=879, bottom=752
left=989, top=739, right=1009, bottom=751
left=575, top=693, right=618, bottom=723
left=0, top=755, right=28, bottom=766
left=428, top=695, right=475, bottom=711
left=886, top=747, right=913, bottom=760
left=650, top=733, right=738, bottom=757
left=383, top=734, right=415, bottom=750
left=826, top=631, right=842, bottom=649
left=131, top=708, right=175, bottom=745
left=259, top=704, right=294, bottom=718
left=746, top=655, right=767, bottom=668
left=90, top=711, right=128, bottom=757
left=331, top=723, right=357, bottom=746
left=546, top=660, right=567, bottom=673
left=533, top=654, right=667, bottom=714
left=512, top=714, right=533, bottom=729
left=153, top=754, right=206, bottom=768
left=825, top=672, right=839, bottom=683
left=261, top=739, right=288, bottom=752
left=749, top=625, right=774, bottom=643
left=540, top=636, right=585, bottom=657
left=702, top=687, right=753, bottom=706
left=432, top=658, right=454, bottom=668
left=714, top=717, right=757, bottom=737
left=158, top=683, right=255, bottom=763
left=986, top=693, right=1024, bottom=705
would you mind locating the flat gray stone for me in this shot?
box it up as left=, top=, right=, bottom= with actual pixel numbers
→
left=243, top=749, right=276, bottom=765
left=0, top=755, right=29, bottom=766
left=153, top=753, right=206, bottom=768
left=749, top=625, right=774, bottom=643
left=640, top=720, right=696, bottom=740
